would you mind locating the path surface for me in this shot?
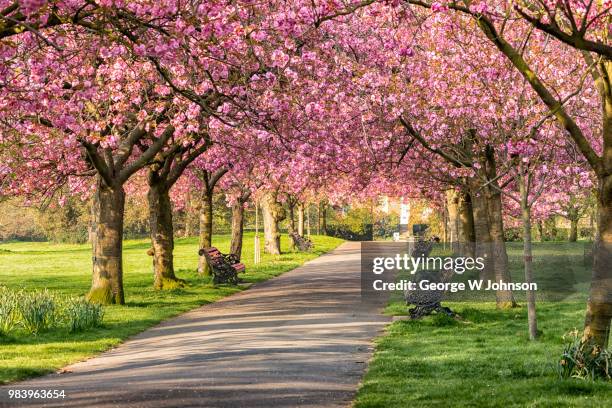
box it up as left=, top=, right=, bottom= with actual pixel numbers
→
left=1, top=242, right=390, bottom=408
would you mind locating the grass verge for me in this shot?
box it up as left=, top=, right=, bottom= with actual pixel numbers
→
left=0, top=232, right=343, bottom=384
left=354, top=242, right=612, bottom=407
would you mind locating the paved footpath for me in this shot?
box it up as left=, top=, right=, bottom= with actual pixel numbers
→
left=1, top=242, right=390, bottom=408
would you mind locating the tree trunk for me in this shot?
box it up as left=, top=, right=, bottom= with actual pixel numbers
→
left=519, top=170, right=538, bottom=340
left=148, top=179, right=184, bottom=290
left=318, top=201, right=327, bottom=235
left=469, top=180, right=494, bottom=282
left=569, top=217, right=579, bottom=242
left=486, top=188, right=517, bottom=308
left=288, top=200, right=296, bottom=233
left=297, top=203, right=305, bottom=236
left=458, top=190, right=476, bottom=258
left=484, top=147, right=517, bottom=308
left=262, top=191, right=286, bottom=255
left=537, top=221, right=544, bottom=242
left=198, top=188, right=213, bottom=275
left=583, top=174, right=612, bottom=348
left=445, top=189, right=460, bottom=254
left=230, top=201, right=245, bottom=260
left=582, top=62, right=612, bottom=348
left=86, top=178, right=126, bottom=305
left=183, top=191, right=193, bottom=238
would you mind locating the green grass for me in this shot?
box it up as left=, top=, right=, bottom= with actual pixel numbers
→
left=355, top=242, right=612, bottom=407
left=0, top=232, right=343, bottom=384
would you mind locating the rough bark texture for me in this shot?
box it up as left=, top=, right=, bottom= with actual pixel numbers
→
left=262, top=191, right=286, bottom=255
left=86, top=178, right=126, bottom=305
left=230, top=202, right=245, bottom=260
left=198, top=187, right=213, bottom=275
left=583, top=176, right=612, bottom=348
left=581, top=59, right=612, bottom=347
left=297, top=203, right=305, bottom=236
left=148, top=178, right=185, bottom=290
left=458, top=190, right=476, bottom=258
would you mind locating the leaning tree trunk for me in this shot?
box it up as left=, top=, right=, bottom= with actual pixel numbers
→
left=198, top=188, right=213, bottom=275
left=262, top=191, right=286, bottom=255
left=148, top=180, right=185, bottom=290
left=297, top=203, right=305, bottom=236
left=569, top=217, right=579, bottom=242
left=458, top=190, right=476, bottom=258
left=230, top=201, right=245, bottom=260
left=86, top=178, right=126, bottom=305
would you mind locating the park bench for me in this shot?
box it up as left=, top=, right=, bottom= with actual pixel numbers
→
left=198, top=247, right=245, bottom=285
left=290, top=232, right=313, bottom=251
left=404, top=238, right=456, bottom=319
left=411, top=239, right=434, bottom=258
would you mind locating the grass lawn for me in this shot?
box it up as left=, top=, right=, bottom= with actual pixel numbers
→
left=0, top=232, right=343, bottom=385
left=355, top=242, right=612, bottom=407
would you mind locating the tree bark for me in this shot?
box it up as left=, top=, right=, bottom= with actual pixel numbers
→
left=230, top=201, right=245, bottom=260
left=486, top=187, right=517, bottom=308
left=183, top=191, right=193, bottom=238
left=519, top=169, right=538, bottom=340
left=569, top=217, right=579, bottom=242
left=318, top=201, right=327, bottom=235
left=198, top=187, right=213, bottom=275
left=469, top=179, right=494, bottom=282
left=537, top=221, right=544, bottom=242
left=262, top=191, right=286, bottom=255
left=583, top=176, right=612, bottom=347
left=297, top=203, right=305, bottom=236
left=445, top=189, right=460, bottom=254
left=148, top=177, right=185, bottom=290
left=288, top=200, right=296, bottom=233
left=484, top=147, right=517, bottom=309
left=458, top=190, right=476, bottom=258
left=582, top=60, right=612, bottom=348
left=86, top=178, right=126, bottom=305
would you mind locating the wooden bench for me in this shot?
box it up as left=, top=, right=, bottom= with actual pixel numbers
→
left=290, top=232, right=313, bottom=251
left=198, top=247, right=245, bottom=285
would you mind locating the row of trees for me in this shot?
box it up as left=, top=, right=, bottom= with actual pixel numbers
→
left=0, top=1, right=609, bottom=349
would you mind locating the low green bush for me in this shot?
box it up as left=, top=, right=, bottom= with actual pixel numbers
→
left=558, top=330, right=611, bottom=381
left=65, top=298, right=104, bottom=332
left=18, top=289, right=58, bottom=335
left=0, top=287, right=104, bottom=336
left=0, top=287, right=20, bottom=336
